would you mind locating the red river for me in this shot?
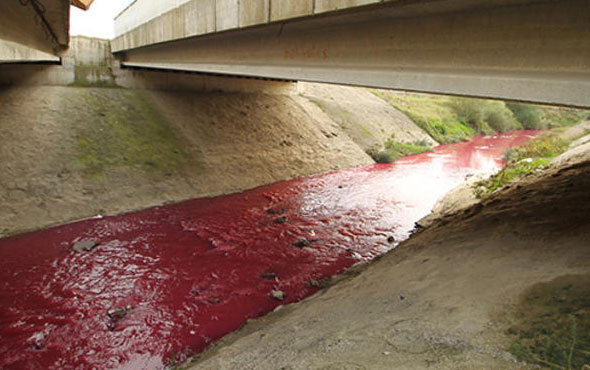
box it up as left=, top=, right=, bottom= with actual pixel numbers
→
left=0, top=131, right=538, bottom=369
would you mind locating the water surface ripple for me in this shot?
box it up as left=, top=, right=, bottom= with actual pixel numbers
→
left=0, top=131, right=538, bottom=369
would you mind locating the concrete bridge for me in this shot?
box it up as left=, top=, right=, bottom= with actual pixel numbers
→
left=112, top=0, right=590, bottom=108
left=0, top=0, right=589, bottom=108
left=0, top=0, right=90, bottom=62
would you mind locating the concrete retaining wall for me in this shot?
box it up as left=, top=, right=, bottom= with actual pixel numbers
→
left=113, top=0, right=385, bottom=52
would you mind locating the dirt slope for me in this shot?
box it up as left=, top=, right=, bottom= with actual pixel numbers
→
left=0, top=86, right=372, bottom=237
left=299, top=82, right=437, bottom=151
left=187, top=154, right=590, bottom=369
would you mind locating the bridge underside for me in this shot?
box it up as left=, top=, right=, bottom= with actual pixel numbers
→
left=0, top=0, right=69, bottom=59
left=116, top=0, right=590, bottom=108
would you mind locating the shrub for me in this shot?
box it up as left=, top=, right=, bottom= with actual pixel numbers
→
left=449, top=98, right=518, bottom=133
left=486, top=104, right=517, bottom=132
left=414, top=138, right=432, bottom=147
left=369, top=90, right=474, bottom=144
left=371, top=150, right=396, bottom=163
left=475, top=133, right=569, bottom=198
left=508, top=134, right=568, bottom=161
left=506, top=102, right=545, bottom=129
left=384, top=139, right=434, bottom=157
left=449, top=98, right=485, bottom=129
left=367, top=139, right=433, bottom=163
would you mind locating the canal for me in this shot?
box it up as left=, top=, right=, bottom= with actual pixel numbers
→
left=0, top=131, right=538, bottom=370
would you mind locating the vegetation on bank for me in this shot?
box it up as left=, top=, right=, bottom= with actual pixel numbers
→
left=370, top=90, right=589, bottom=144
left=474, top=133, right=569, bottom=198
left=370, top=91, right=475, bottom=143
left=76, top=89, right=189, bottom=179
left=506, top=275, right=590, bottom=370
left=368, top=138, right=433, bottom=163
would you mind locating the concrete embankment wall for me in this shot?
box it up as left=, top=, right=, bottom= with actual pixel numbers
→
left=0, top=84, right=373, bottom=237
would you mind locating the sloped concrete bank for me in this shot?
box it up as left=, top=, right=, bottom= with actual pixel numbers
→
left=184, top=141, right=590, bottom=370
left=0, top=85, right=373, bottom=237
left=0, top=38, right=437, bottom=237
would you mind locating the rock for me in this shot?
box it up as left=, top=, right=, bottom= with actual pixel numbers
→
left=273, top=216, right=288, bottom=224
left=260, top=272, right=277, bottom=280
left=205, top=298, right=221, bottom=305
left=106, top=307, right=130, bottom=331
left=266, top=208, right=286, bottom=215
left=309, top=280, right=321, bottom=288
left=551, top=139, right=590, bottom=169
left=72, top=240, right=98, bottom=252
left=270, top=290, right=285, bottom=301
left=417, top=172, right=493, bottom=228
left=293, top=239, right=311, bottom=248
left=28, top=332, right=45, bottom=350
left=107, top=307, right=128, bottom=321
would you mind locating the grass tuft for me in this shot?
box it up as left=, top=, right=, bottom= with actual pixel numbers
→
left=474, top=133, right=568, bottom=198
left=506, top=275, right=590, bottom=370
left=367, top=139, right=433, bottom=163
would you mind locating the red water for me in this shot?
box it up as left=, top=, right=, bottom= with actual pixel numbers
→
left=0, top=131, right=538, bottom=370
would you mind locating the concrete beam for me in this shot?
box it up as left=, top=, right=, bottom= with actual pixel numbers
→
left=239, top=0, right=269, bottom=28
left=314, top=0, right=381, bottom=14
left=0, top=0, right=69, bottom=55
left=71, top=0, right=94, bottom=11
left=216, top=0, right=239, bottom=31
left=270, top=0, right=313, bottom=21
left=114, top=0, right=397, bottom=51
left=0, top=39, right=60, bottom=63
left=116, top=0, right=590, bottom=108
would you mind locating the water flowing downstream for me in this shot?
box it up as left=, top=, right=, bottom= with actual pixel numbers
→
left=0, top=131, right=538, bottom=370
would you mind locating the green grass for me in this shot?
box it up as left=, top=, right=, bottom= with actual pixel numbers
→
left=506, top=275, right=590, bottom=370
left=370, top=90, right=590, bottom=144
left=449, top=98, right=520, bottom=133
left=506, top=102, right=544, bottom=129
left=475, top=133, right=569, bottom=198
left=368, top=139, right=433, bottom=163
left=370, top=91, right=475, bottom=144
left=75, top=89, right=188, bottom=179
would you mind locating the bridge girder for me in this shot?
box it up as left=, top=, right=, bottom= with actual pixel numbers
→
left=116, top=0, right=590, bottom=108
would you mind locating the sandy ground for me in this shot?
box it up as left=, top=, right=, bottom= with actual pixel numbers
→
left=0, top=85, right=378, bottom=237
left=185, top=151, right=590, bottom=369
left=416, top=172, right=490, bottom=228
